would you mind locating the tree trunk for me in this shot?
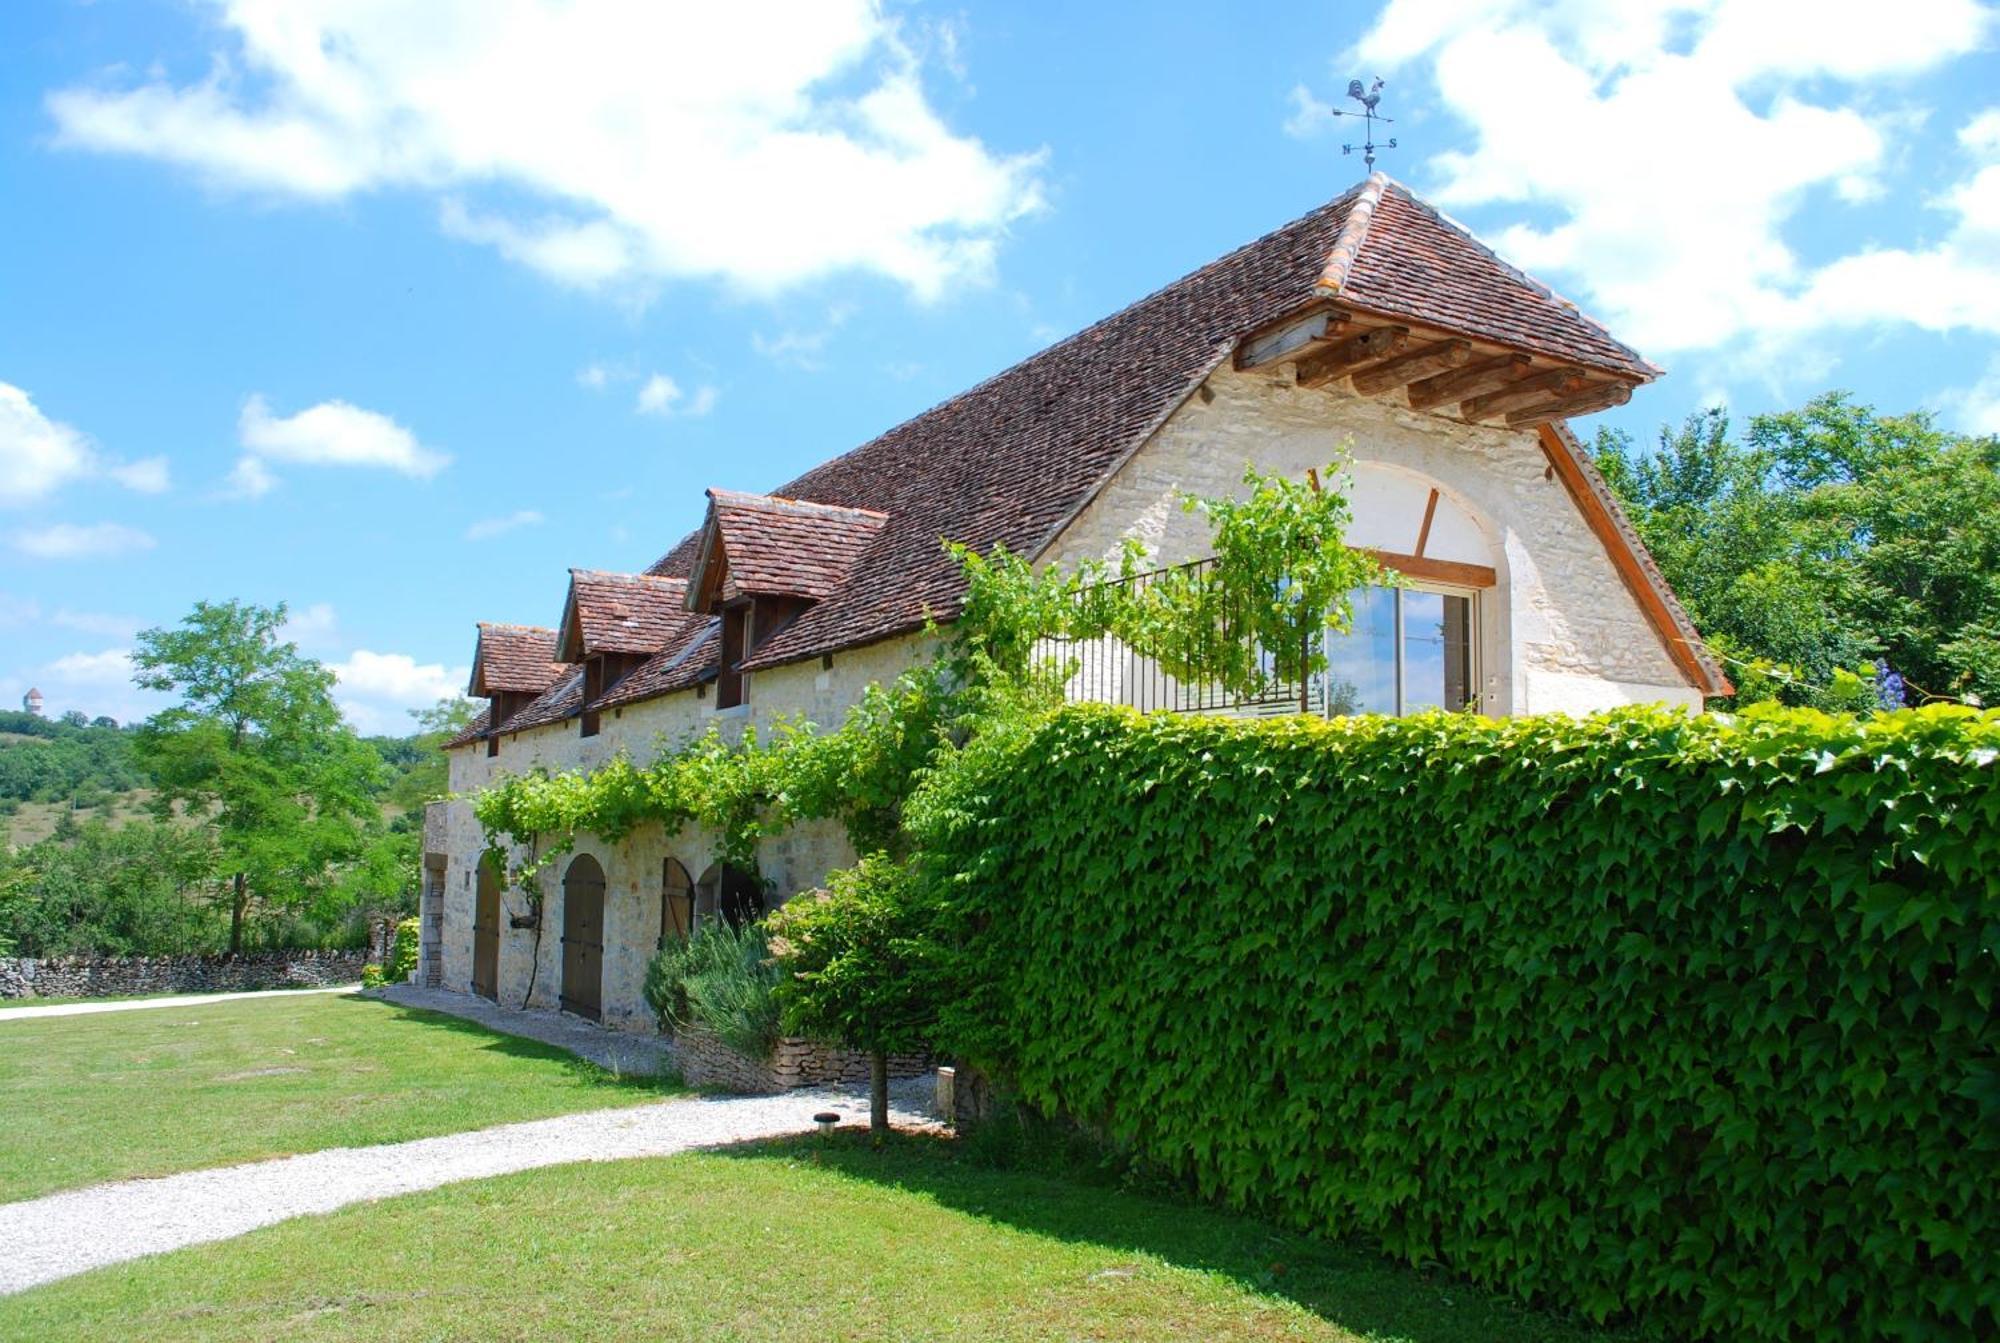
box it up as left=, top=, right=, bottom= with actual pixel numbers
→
left=229, top=872, right=247, bottom=956
left=870, top=1049, right=890, bottom=1142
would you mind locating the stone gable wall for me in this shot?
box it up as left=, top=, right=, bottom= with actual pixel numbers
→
left=0, top=950, right=368, bottom=1000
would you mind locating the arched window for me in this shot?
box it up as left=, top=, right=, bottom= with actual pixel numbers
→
left=661, top=858, right=695, bottom=946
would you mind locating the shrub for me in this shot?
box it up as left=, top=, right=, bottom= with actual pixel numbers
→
left=385, top=916, right=420, bottom=984
left=643, top=920, right=780, bottom=1058
left=912, top=702, right=1999, bottom=1341
left=768, top=854, right=949, bottom=1134
left=360, top=962, right=387, bottom=989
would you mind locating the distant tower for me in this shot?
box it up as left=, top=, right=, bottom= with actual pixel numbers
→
left=23, top=688, right=44, bottom=717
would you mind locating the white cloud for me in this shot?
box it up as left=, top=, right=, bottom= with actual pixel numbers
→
left=106, top=455, right=170, bottom=493
left=327, top=649, right=470, bottom=735
left=1940, top=355, right=2000, bottom=436
left=233, top=393, right=448, bottom=496
left=1, top=381, right=168, bottom=507
left=48, top=1, right=1047, bottom=302
left=280, top=601, right=340, bottom=649
left=1341, top=0, right=1996, bottom=358
left=753, top=303, right=855, bottom=371
left=576, top=363, right=612, bottom=391
left=4, top=646, right=169, bottom=726
left=635, top=373, right=681, bottom=416
left=10, top=522, right=157, bottom=560
left=224, top=454, right=278, bottom=499
left=634, top=374, right=718, bottom=418
left=465, top=509, right=544, bottom=541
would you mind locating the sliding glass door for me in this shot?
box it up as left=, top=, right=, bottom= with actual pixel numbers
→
left=1324, top=584, right=1477, bottom=716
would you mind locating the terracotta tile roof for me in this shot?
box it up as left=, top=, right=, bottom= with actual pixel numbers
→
left=1320, top=179, right=1657, bottom=380
left=593, top=618, right=721, bottom=711
left=441, top=706, right=490, bottom=751
left=414, top=171, right=1705, bottom=717
left=494, top=666, right=587, bottom=736
left=559, top=571, right=694, bottom=659
left=701, top=489, right=889, bottom=603
left=467, top=623, right=564, bottom=696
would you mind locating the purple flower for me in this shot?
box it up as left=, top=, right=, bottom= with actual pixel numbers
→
left=1874, top=659, right=1906, bottom=711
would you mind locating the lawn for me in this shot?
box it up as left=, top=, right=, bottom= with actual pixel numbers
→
left=0, top=1134, right=1635, bottom=1343
left=0, top=993, right=674, bottom=1201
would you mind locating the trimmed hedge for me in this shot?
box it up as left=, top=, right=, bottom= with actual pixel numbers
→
left=916, top=703, right=1998, bottom=1340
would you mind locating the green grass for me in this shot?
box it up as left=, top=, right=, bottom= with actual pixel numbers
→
left=0, top=985, right=340, bottom=1010
left=0, top=993, right=675, bottom=1201
left=0, top=1134, right=1636, bottom=1342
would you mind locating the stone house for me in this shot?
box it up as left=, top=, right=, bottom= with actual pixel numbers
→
left=427, top=173, right=1728, bottom=1030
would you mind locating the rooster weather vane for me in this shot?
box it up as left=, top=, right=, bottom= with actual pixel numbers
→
left=1332, top=77, right=1397, bottom=172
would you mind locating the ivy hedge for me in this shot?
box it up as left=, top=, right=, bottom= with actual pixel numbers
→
left=913, top=702, right=1998, bottom=1340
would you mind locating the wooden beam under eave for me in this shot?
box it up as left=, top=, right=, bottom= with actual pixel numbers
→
left=1405, top=352, right=1531, bottom=411
left=1236, top=310, right=1348, bottom=370
left=1460, top=368, right=1585, bottom=421
left=1364, top=548, right=1497, bottom=589
left=1505, top=381, right=1633, bottom=427
left=1534, top=423, right=1726, bottom=696
left=1351, top=339, right=1472, bottom=396
left=1294, top=325, right=1410, bottom=388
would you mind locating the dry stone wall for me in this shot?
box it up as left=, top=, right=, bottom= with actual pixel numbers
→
left=0, top=950, right=368, bottom=999
left=673, top=1022, right=931, bottom=1095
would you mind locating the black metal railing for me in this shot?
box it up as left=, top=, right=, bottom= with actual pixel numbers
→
left=1031, top=557, right=1322, bottom=717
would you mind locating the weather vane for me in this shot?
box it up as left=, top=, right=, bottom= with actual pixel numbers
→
left=1331, top=77, right=1397, bottom=172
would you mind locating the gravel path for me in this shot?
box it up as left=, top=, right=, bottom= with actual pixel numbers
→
left=0, top=1078, right=938, bottom=1296
left=372, top=983, right=676, bottom=1077
left=0, top=985, right=357, bottom=1021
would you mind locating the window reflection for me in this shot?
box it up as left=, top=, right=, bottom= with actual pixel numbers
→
left=1325, top=586, right=1476, bottom=716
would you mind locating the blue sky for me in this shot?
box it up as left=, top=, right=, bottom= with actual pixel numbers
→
left=2, top=0, right=1995, bottom=731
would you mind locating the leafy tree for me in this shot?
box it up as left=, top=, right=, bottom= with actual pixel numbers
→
left=767, top=854, right=948, bottom=1138
left=131, top=600, right=385, bottom=953
left=379, top=696, right=478, bottom=814
left=1115, top=461, right=1386, bottom=711
left=0, top=818, right=219, bottom=957
left=1596, top=393, right=2000, bottom=706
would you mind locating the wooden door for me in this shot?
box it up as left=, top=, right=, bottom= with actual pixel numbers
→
left=560, top=855, right=605, bottom=1020
left=472, top=859, right=501, bottom=1001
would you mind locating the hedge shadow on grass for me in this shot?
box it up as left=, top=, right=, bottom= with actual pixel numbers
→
left=716, top=1131, right=1641, bottom=1343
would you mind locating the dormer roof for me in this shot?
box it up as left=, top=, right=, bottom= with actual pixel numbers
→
left=466, top=623, right=564, bottom=697
left=556, top=571, right=695, bottom=661
left=687, top=490, right=889, bottom=612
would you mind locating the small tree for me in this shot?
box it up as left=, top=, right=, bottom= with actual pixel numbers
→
left=1115, top=461, right=1386, bottom=711
left=767, top=854, right=947, bottom=1139
left=132, top=600, right=384, bottom=953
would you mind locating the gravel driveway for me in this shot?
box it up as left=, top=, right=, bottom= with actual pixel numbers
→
left=0, top=1079, right=937, bottom=1296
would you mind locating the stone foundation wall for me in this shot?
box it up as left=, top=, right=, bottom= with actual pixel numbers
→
left=673, top=1022, right=930, bottom=1095
left=0, top=950, right=368, bottom=1000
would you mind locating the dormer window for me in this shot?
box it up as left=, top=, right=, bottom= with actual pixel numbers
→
left=466, top=623, right=564, bottom=760
left=686, top=489, right=888, bottom=714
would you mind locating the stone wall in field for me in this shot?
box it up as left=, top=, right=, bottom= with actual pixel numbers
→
left=0, top=950, right=368, bottom=999
left=672, top=1022, right=931, bottom=1095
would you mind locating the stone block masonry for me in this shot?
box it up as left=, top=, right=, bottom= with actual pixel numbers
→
left=0, top=950, right=368, bottom=1000
left=673, top=1022, right=931, bottom=1095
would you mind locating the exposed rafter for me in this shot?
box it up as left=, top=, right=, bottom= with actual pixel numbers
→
left=1460, top=368, right=1585, bottom=422
left=1405, top=352, right=1531, bottom=411
left=1351, top=339, right=1471, bottom=396
left=1294, top=325, right=1409, bottom=388
left=1505, top=382, right=1633, bottom=427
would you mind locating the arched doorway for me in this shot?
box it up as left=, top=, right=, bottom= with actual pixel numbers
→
left=560, top=854, right=605, bottom=1020
left=661, top=858, right=695, bottom=947
left=695, top=862, right=765, bottom=929
left=472, top=855, right=502, bottom=1002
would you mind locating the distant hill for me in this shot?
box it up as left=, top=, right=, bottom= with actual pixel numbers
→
left=1, top=710, right=446, bottom=847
